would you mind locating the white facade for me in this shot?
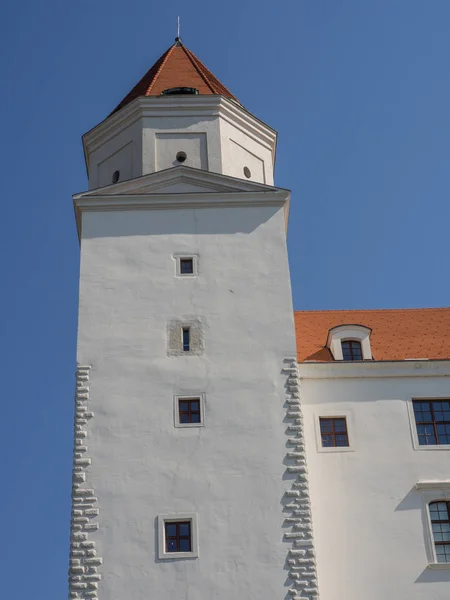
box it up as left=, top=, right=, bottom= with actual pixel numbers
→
left=69, top=47, right=450, bottom=600
left=71, top=112, right=306, bottom=597
left=300, top=360, right=450, bottom=600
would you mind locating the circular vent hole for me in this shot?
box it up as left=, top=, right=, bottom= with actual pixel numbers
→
left=176, top=151, right=187, bottom=163
left=112, top=170, right=120, bottom=184
left=243, top=166, right=251, bottom=179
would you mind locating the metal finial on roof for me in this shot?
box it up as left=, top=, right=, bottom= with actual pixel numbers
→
left=175, top=16, right=181, bottom=44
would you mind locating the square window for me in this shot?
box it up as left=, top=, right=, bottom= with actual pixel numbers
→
left=319, top=417, right=349, bottom=448
left=175, top=255, right=198, bottom=277
left=158, top=513, right=198, bottom=559
left=165, top=521, right=191, bottom=553
left=178, top=398, right=201, bottom=425
left=174, top=394, right=205, bottom=428
left=180, top=258, right=194, bottom=274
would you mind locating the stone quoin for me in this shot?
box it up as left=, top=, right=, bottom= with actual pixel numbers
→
left=69, top=38, right=450, bottom=600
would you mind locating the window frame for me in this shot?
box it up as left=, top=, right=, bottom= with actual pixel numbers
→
left=407, top=398, right=450, bottom=451
left=174, top=394, right=205, bottom=428
left=174, top=254, right=198, bottom=277
left=158, top=513, right=199, bottom=560
left=429, top=500, right=450, bottom=564
left=314, top=411, right=355, bottom=453
left=341, top=339, right=363, bottom=361
left=415, top=482, right=450, bottom=569
left=319, top=417, right=350, bottom=448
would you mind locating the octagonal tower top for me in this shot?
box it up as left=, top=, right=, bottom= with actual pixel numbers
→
left=83, top=39, right=277, bottom=190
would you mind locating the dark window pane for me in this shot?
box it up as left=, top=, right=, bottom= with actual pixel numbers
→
left=179, top=538, right=191, bottom=552
left=191, top=413, right=200, bottom=423
left=321, top=434, right=334, bottom=447
left=167, top=539, right=177, bottom=552
left=179, top=523, right=190, bottom=536
left=334, top=419, right=347, bottom=433
left=336, top=435, right=349, bottom=447
left=166, top=524, right=177, bottom=537
left=180, top=413, right=189, bottom=424
left=180, top=259, right=194, bottom=274
left=179, top=402, right=189, bottom=412
left=191, top=401, right=199, bottom=411
left=320, top=419, right=333, bottom=433
left=182, top=328, right=190, bottom=351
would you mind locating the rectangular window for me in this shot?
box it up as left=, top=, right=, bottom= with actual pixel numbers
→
left=165, top=521, right=192, bottom=553
left=319, top=417, right=349, bottom=447
left=182, top=327, right=190, bottom=352
left=430, top=501, right=450, bottom=563
left=158, top=513, right=198, bottom=559
left=178, top=398, right=201, bottom=424
left=413, top=400, right=450, bottom=446
left=180, top=258, right=194, bottom=275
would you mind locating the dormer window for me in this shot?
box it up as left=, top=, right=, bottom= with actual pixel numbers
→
left=326, top=325, right=372, bottom=361
left=342, top=340, right=363, bottom=361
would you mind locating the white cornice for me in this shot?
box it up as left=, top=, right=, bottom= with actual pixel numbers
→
left=82, top=96, right=277, bottom=169
left=415, top=480, right=450, bottom=491
left=298, top=359, right=450, bottom=379
left=73, top=188, right=290, bottom=241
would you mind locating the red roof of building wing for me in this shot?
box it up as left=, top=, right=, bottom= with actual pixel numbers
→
left=111, top=40, right=238, bottom=115
left=294, top=308, right=450, bottom=362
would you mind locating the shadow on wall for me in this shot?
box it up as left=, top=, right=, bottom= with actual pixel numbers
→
left=82, top=205, right=281, bottom=239
left=396, top=488, right=450, bottom=584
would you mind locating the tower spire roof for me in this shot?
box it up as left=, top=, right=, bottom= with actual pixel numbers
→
left=111, top=39, right=239, bottom=115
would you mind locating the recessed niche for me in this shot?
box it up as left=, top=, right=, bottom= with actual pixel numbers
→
left=112, top=170, right=120, bottom=184
left=243, top=166, right=251, bottom=178
left=176, top=151, right=187, bottom=163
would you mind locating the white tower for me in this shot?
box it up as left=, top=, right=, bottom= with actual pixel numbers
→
left=69, top=39, right=316, bottom=600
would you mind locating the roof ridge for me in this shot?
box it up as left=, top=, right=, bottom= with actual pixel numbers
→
left=146, top=43, right=177, bottom=95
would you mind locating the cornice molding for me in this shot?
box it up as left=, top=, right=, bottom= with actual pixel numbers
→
left=298, top=359, right=450, bottom=380
left=82, top=96, right=277, bottom=168
left=73, top=188, right=290, bottom=241
left=415, top=480, right=450, bottom=491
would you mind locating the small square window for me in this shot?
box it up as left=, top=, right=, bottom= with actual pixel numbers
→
left=175, top=255, right=198, bottom=277
left=158, top=513, right=198, bottom=559
left=174, top=394, right=205, bottom=428
left=165, top=521, right=191, bottom=553
left=180, top=258, right=194, bottom=274
left=319, top=417, right=349, bottom=448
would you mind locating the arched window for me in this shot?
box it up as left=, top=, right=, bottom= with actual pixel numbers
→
left=429, top=501, right=450, bottom=563
left=341, top=340, right=363, bottom=361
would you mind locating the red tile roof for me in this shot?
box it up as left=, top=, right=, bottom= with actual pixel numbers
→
left=111, top=39, right=238, bottom=115
left=294, top=308, right=450, bottom=362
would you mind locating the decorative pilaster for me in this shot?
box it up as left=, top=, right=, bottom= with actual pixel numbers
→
left=68, top=366, right=102, bottom=599
left=282, top=358, right=319, bottom=600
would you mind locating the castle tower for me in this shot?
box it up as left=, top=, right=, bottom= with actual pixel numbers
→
left=69, top=39, right=316, bottom=600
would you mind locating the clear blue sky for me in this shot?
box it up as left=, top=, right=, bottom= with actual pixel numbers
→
left=0, top=0, right=449, bottom=596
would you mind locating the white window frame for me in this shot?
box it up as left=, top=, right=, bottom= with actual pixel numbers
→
left=173, top=254, right=198, bottom=277
left=314, top=411, right=355, bottom=453
left=415, top=481, right=450, bottom=569
left=158, top=513, right=199, bottom=559
left=326, top=325, right=372, bottom=361
left=407, top=397, right=450, bottom=451
left=174, top=394, right=205, bottom=428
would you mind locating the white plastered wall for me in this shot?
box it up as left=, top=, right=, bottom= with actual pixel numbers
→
left=76, top=202, right=296, bottom=600
left=299, top=361, right=450, bottom=600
